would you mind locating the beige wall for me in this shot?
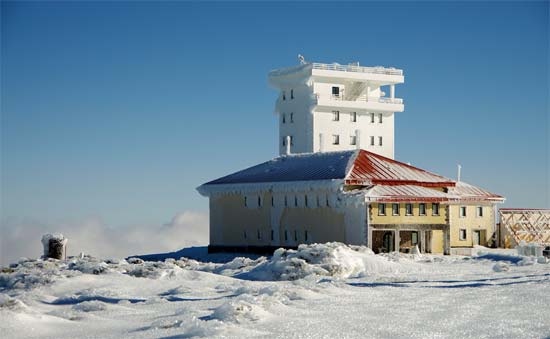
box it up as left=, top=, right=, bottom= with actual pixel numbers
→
left=209, top=192, right=349, bottom=247
left=449, top=204, right=496, bottom=247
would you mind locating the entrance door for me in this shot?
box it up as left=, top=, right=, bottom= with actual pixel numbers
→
left=473, top=230, right=481, bottom=245
left=383, top=231, right=394, bottom=253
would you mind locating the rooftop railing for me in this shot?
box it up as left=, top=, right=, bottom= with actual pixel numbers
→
left=315, top=93, right=403, bottom=104
left=312, top=63, right=403, bottom=76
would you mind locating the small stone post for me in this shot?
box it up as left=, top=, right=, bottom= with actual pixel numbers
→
left=41, top=234, right=68, bottom=260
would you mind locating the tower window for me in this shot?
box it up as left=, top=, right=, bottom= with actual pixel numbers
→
left=350, top=135, right=357, bottom=145
left=290, top=89, right=294, bottom=99
left=378, top=113, right=383, bottom=123
left=332, top=135, right=340, bottom=145
left=332, top=86, right=340, bottom=96
left=290, top=112, right=294, bottom=123
left=282, top=113, right=286, bottom=124
left=282, top=91, right=286, bottom=101
left=351, top=112, right=357, bottom=122
left=370, top=136, right=375, bottom=146
left=332, top=110, right=340, bottom=121
left=370, top=113, right=375, bottom=123
left=379, top=136, right=383, bottom=146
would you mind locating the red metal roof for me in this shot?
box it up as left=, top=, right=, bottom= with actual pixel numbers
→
left=345, top=150, right=455, bottom=187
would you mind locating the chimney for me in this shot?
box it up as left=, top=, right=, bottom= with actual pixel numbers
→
left=285, top=135, right=291, bottom=155
left=355, top=129, right=361, bottom=150
left=457, top=164, right=462, bottom=182
left=319, top=133, right=324, bottom=152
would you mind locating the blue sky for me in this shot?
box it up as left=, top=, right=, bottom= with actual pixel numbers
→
left=2, top=1, right=548, bottom=228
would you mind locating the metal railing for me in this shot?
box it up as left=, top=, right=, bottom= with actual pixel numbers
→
left=312, top=62, right=403, bottom=76
left=316, top=93, right=403, bottom=104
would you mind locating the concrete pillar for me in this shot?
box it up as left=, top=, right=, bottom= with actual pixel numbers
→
left=390, top=84, right=395, bottom=99
left=394, top=229, right=400, bottom=253
left=420, top=230, right=426, bottom=254
left=443, top=227, right=451, bottom=255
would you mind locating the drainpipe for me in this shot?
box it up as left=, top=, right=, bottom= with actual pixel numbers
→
left=285, top=136, right=291, bottom=155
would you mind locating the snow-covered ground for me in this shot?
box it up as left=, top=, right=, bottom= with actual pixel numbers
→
left=1, top=243, right=549, bottom=339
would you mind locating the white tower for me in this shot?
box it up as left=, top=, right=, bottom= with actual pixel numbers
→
left=269, top=59, right=404, bottom=159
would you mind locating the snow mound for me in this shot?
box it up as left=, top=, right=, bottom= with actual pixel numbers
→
left=492, top=262, right=510, bottom=272
left=210, top=294, right=271, bottom=323
left=72, top=300, right=108, bottom=312
left=0, top=294, right=28, bottom=311
left=149, top=316, right=220, bottom=337
left=238, top=242, right=411, bottom=281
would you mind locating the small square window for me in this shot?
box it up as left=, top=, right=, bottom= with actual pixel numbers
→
left=459, top=229, right=467, bottom=241
left=294, top=196, right=298, bottom=207
left=294, top=230, right=298, bottom=241
left=271, top=230, right=274, bottom=241
left=290, top=112, right=294, bottom=123
left=332, top=110, right=340, bottom=121
left=305, top=195, right=308, bottom=207
left=332, top=134, right=340, bottom=145
left=460, top=206, right=467, bottom=218
left=378, top=136, right=383, bottom=146
left=257, top=196, right=262, bottom=207
left=282, top=91, right=286, bottom=101
left=332, top=86, right=340, bottom=96
left=476, top=206, right=483, bottom=217
left=432, top=203, right=440, bottom=216
left=370, top=136, right=375, bottom=146
left=244, top=196, right=247, bottom=207
left=406, top=203, right=413, bottom=215
left=305, top=230, right=309, bottom=242
left=351, top=112, right=357, bottom=122
left=419, top=203, right=426, bottom=216
left=378, top=113, right=383, bottom=123
left=350, top=135, right=357, bottom=145
left=284, top=230, right=288, bottom=241
left=378, top=203, right=386, bottom=216
left=392, top=203, right=399, bottom=216
left=370, top=112, right=375, bottom=123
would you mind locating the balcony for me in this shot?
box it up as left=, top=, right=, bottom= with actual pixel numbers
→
left=312, top=63, right=403, bottom=76
left=314, top=94, right=404, bottom=113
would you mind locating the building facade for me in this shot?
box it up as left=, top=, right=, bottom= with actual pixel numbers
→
left=269, top=61, right=404, bottom=158
left=198, top=150, right=504, bottom=255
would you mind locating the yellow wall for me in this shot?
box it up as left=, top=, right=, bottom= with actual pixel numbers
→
left=431, top=230, right=444, bottom=254
left=370, top=202, right=446, bottom=225
left=449, top=204, right=495, bottom=247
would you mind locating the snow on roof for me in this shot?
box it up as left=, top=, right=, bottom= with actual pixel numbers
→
left=448, top=181, right=505, bottom=202
left=364, top=185, right=454, bottom=202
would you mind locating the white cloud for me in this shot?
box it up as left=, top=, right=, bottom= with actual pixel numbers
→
left=0, top=211, right=209, bottom=266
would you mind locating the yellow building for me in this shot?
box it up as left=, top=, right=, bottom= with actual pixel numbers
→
left=198, top=150, right=504, bottom=255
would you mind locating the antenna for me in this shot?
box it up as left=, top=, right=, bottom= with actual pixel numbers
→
left=457, top=164, right=462, bottom=182
left=298, top=54, right=306, bottom=64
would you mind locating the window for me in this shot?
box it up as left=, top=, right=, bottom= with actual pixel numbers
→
left=294, top=230, right=298, bottom=241
left=290, top=112, right=294, bottom=123
left=326, top=194, right=330, bottom=207
left=406, top=203, right=413, bottom=215
left=271, top=196, right=274, bottom=207
left=378, top=113, right=383, bottom=123
left=412, top=232, right=418, bottom=245
left=271, top=230, right=274, bottom=241
left=305, top=230, right=309, bottom=242
left=392, top=203, right=400, bottom=216
left=282, top=137, right=286, bottom=146
left=290, top=89, right=294, bottom=99
left=378, top=203, right=386, bottom=216
left=332, top=110, right=340, bottom=121
left=476, top=206, right=483, bottom=217
left=258, top=196, right=262, bottom=207
left=284, top=196, right=288, bottom=207
left=379, top=136, right=383, bottom=146
left=243, top=230, right=247, bottom=239
left=332, top=134, right=340, bottom=145
left=257, top=229, right=262, bottom=240
left=290, top=135, right=294, bottom=146
left=459, top=229, right=467, bottom=241
left=284, top=229, right=288, bottom=241
left=294, top=196, right=298, bottom=207
left=459, top=206, right=467, bottom=218
left=370, top=113, right=375, bottom=123
left=432, top=203, right=440, bottom=216
left=305, top=195, right=308, bottom=207
left=244, top=196, right=247, bottom=207
left=282, top=113, right=286, bottom=124
left=370, top=136, right=375, bottom=146
left=351, top=112, right=357, bottom=122
left=316, top=195, right=320, bottom=207
left=419, top=203, right=426, bottom=216
left=350, top=135, right=357, bottom=145
left=282, top=91, right=286, bottom=101
left=332, top=86, right=340, bottom=96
